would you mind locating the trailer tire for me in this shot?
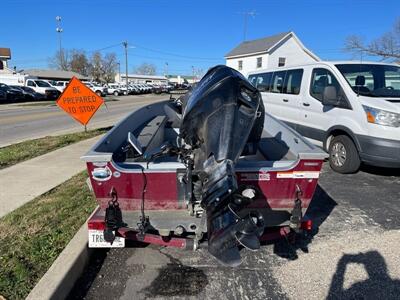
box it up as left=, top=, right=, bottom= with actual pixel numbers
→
left=328, top=135, right=360, bottom=174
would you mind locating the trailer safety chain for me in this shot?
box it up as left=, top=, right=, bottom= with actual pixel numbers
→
left=104, top=187, right=124, bottom=244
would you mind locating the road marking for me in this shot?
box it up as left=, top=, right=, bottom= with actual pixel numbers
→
left=0, top=98, right=166, bottom=126
left=0, top=111, right=65, bottom=125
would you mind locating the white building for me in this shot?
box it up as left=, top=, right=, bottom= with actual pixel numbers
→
left=225, top=31, right=319, bottom=76
left=0, top=48, right=12, bottom=73
left=118, top=74, right=168, bottom=84
left=22, top=69, right=89, bottom=81
left=166, top=74, right=196, bottom=85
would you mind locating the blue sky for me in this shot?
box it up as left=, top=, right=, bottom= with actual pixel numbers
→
left=1, top=0, right=399, bottom=75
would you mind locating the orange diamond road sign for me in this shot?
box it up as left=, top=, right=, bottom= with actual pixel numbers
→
left=56, top=77, right=104, bottom=126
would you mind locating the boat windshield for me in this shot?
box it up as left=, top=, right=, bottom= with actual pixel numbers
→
left=335, top=64, right=400, bottom=98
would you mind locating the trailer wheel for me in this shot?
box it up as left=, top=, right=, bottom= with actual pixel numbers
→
left=328, top=135, right=360, bottom=174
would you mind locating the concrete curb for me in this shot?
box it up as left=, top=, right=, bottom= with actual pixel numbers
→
left=26, top=223, right=92, bottom=300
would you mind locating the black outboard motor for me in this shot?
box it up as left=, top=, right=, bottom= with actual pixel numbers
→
left=180, top=65, right=265, bottom=266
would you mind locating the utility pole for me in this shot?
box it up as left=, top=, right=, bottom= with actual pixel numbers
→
left=56, top=16, right=63, bottom=69
left=165, top=62, right=169, bottom=77
left=240, top=11, right=257, bottom=41
left=123, top=41, right=128, bottom=91
left=117, top=62, right=121, bottom=82
left=192, top=66, right=195, bottom=83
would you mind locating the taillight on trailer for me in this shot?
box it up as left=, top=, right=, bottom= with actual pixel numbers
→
left=88, top=220, right=106, bottom=230
left=301, top=219, right=313, bottom=231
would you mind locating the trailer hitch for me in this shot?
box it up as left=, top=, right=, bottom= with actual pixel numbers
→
left=104, top=187, right=124, bottom=243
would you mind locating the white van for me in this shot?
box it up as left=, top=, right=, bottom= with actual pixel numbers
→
left=248, top=61, right=400, bottom=173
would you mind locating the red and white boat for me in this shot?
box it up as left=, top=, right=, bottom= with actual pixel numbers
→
left=83, top=66, right=327, bottom=266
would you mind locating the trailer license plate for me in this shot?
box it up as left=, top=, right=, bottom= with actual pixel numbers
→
left=88, top=229, right=125, bottom=248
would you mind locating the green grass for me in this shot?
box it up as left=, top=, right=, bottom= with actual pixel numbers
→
left=0, top=127, right=111, bottom=170
left=0, top=172, right=96, bottom=300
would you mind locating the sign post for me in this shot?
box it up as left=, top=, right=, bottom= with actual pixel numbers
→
left=56, top=77, right=104, bottom=130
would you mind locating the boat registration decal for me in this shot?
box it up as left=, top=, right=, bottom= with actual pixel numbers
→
left=277, top=171, right=320, bottom=179
left=240, top=173, right=270, bottom=181
left=88, top=229, right=125, bottom=248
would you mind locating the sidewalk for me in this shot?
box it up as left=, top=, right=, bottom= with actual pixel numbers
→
left=0, top=136, right=101, bottom=218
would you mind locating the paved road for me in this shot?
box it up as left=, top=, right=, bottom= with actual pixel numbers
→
left=0, top=94, right=166, bottom=147
left=69, top=164, right=400, bottom=300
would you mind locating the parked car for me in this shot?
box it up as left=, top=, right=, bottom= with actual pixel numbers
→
left=118, top=84, right=131, bottom=95
left=145, top=84, right=153, bottom=93
left=119, top=85, right=129, bottom=96
left=0, top=89, right=7, bottom=102
left=152, top=84, right=170, bottom=94
left=20, top=86, right=45, bottom=101
left=10, top=85, right=31, bottom=101
left=132, top=84, right=144, bottom=94
left=106, top=83, right=123, bottom=96
left=137, top=84, right=149, bottom=93
left=130, top=84, right=141, bottom=94
left=25, top=79, right=60, bottom=100
left=10, top=85, right=47, bottom=101
left=0, top=83, right=24, bottom=101
left=11, top=85, right=46, bottom=101
left=248, top=61, right=400, bottom=173
left=84, top=82, right=107, bottom=96
left=43, top=79, right=58, bottom=87
left=0, top=74, right=60, bottom=100
left=54, top=81, right=69, bottom=92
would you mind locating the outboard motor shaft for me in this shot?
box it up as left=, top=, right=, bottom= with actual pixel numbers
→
left=179, top=65, right=265, bottom=266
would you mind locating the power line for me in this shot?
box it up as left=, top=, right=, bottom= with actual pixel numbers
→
left=125, top=52, right=223, bottom=64
left=86, top=42, right=123, bottom=53
left=10, top=41, right=224, bottom=71
left=132, top=43, right=221, bottom=61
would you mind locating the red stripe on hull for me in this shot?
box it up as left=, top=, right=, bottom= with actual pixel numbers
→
left=87, top=160, right=323, bottom=211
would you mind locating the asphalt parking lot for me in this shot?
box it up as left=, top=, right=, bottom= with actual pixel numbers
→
left=68, top=164, right=400, bottom=300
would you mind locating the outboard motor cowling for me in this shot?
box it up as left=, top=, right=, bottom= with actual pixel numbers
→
left=180, top=65, right=265, bottom=266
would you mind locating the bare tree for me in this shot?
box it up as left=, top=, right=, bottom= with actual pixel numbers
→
left=49, top=49, right=70, bottom=70
left=89, top=51, right=104, bottom=82
left=193, top=67, right=205, bottom=81
left=134, top=63, right=157, bottom=75
left=49, top=48, right=89, bottom=74
left=49, top=49, right=117, bottom=82
left=345, top=18, right=400, bottom=60
left=70, top=50, right=89, bottom=76
left=102, top=53, right=118, bottom=83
